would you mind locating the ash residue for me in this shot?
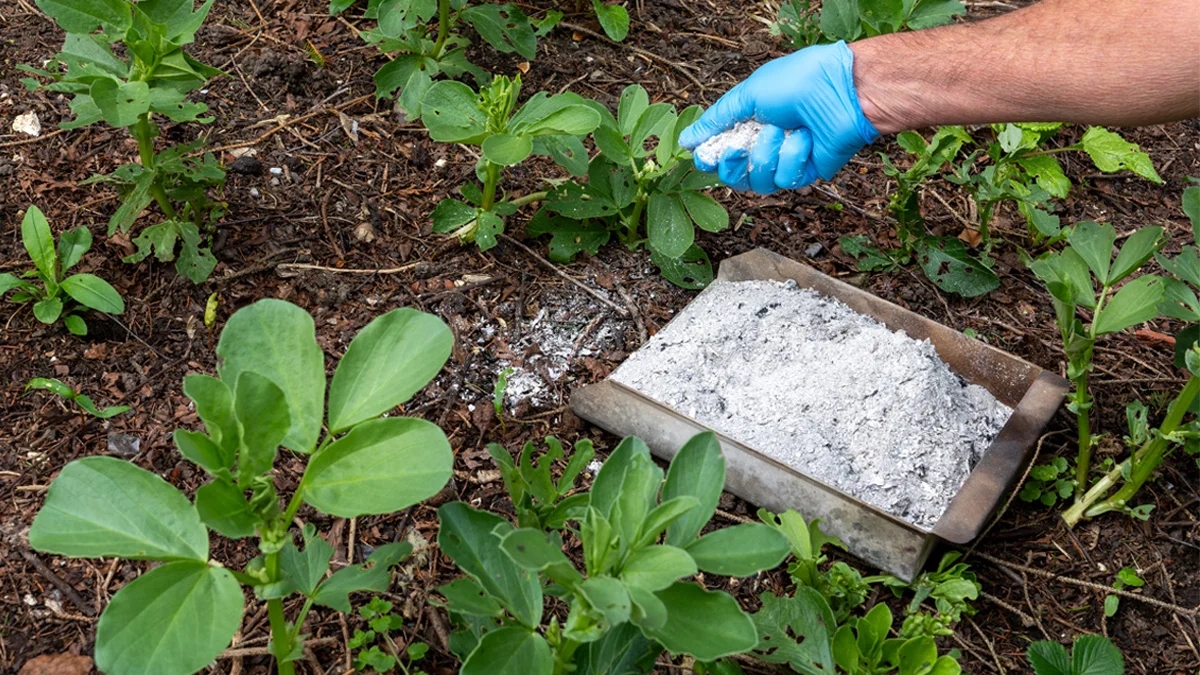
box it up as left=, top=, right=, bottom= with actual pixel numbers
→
left=694, top=121, right=765, bottom=166
left=612, top=280, right=1013, bottom=529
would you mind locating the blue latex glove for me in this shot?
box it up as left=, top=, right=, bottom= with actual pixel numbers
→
left=679, top=41, right=880, bottom=195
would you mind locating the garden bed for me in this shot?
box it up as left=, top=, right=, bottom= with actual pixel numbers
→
left=0, top=0, right=1197, bottom=673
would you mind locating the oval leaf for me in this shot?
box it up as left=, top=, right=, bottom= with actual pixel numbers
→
left=304, top=417, right=452, bottom=517
left=234, top=371, right=290, bottom=485
left=647, top=193, right=694, bottom=259
left=461, top=627, right=552, bottom=675
left=644, top=582, right=758, bottom=660
left=57, top=226, right=93, bottom=272
left=620, top=545, right=697, bottom=591
left=216, top=299, right=325, bottom=454
left=438, top=502, right=543, bottom=628
left=22, top=205, right=57, bottom=282
left=195, top=480, right=257, bottom=539
left=685, top=523, right=790, bottom=576
left=482, top=133, right=535, bottom=166
left=61, top=273, right=124, bottom=313
left=33, top=298, right=63, bottom=324
left=96, top=561, right=243, bottom=675
left=679, top=191, right=728, bottom=233
left=422, top=80, right=486, bottom=143
left=30, top=456, right=208, bottom=561
left=1109, top=226, right=1164, bottom=285
left=662, top=432, right=725, bottom=547
left=1093, top=276, right=1164, bottom=336
left=1068, top=221, right=1116, bottom=285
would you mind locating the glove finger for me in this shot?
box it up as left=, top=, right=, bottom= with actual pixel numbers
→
left=718, top=148, right=751, bottom=192
left=775, top=127, right=816, bottom=190
left=679, top=82, right=752, bottom=150
left=749, top=124, right=786, bottom=195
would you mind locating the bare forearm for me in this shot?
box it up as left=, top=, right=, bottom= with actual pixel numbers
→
left=851, top=0, right=1200, bottom=134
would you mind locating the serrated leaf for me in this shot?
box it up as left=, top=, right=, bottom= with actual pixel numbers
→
left=1071, top=635, right=1125, bottom=675
left=915, top=237, right=999, bottom=297
left=1080, top=127, right=1162, bottom=183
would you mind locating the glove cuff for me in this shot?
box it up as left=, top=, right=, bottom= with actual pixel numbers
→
left=834, top=40, right=882, bottom=145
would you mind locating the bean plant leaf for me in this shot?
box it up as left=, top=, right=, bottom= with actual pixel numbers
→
left=1027, top=641, right=1072, bottom=675
left=432, top=199, right=479, bottom=234
left=685, top=523, right=790, bottom=576
left=574, top=623, right=662, bottom=675
left=280, top=528, right=335, bottom=597
left=1080, top=127, right=1162, bottom=183
left=620, top=545, right=697, bottom=591
left=499, top=528, right=584, bottom=588
left=1183, top=186, right=1200, bottom=243
left=751, top=589, right=836, bottom=671
left=482, top=133, right=535, bottom=166
left=1093, top=275, right=1163, bottom=336
left=174, top=430, right=228, bottom=475
left=662, top=432, right=725, bottom=547
left=234, top=371, right=290, bottom=486
left=438, top=503, right=544, bottom=628
left=312, top=542, right=413, bottom=613
left=525, top=210, right=611, bottom=263
left=460, top=627, right=552, bottom=675
left=216, top=299, right=326, bottom=454
left=1068, top=221, right=1116, bottom=284
left=644, top=582, right=759, bottom=661
left=652, top=245, right=713, bottom=290
left=1109, top=226, right=1164, bottom=284
left=35, top=0, right=131, bottom=35
left=1159, top=246, right=1200, bottom=289
left=819, top=0, right=862, bottom=41
left=679, top=192, right=729, bottom=233
left=915, top=237, right=999, bottom=297
left=647, top=193, right=693, bottom=259
left=57, top=226, right=92, bottom=272
left=22, top=206, right=57, bottom=285
left=437, top=577, right=504, bottom=617
left=590, top=436, right=652, bottom=520
left=303, top=417, right=452, bottom=517
left=61, top=274, right=124, bottom=313
left=591, top=0, right=631, bottom=41
left=462, top=4, right=537, bottom=60
left=616, top=85, right=649, bottom=136
left=29, top=456, right=209, bottom=561
left=328, top=308, right=453, bottom=432
left=195, top=479, right=257, bottom=539
left=95, top=561, right=242, bottom=675
left=422, top=81, right=487, bottom=143
left=906, top=0, right=965, bottom=29
left=522, top=105, right=601, bottom=138
left=182, top=375, right=239, bottom=464
left=1017, top=155, right=1070, bottom=199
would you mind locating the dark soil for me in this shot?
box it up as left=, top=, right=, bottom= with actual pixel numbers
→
left=1, top=0, right=1197, bottom=673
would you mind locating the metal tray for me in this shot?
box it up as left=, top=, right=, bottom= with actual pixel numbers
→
left=571, top=248, right=1068, bottom=581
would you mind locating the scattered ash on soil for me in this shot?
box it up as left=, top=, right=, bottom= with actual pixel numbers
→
left=614, top=279, right=1013, bottom=528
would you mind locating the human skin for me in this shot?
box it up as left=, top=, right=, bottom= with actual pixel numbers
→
left=851, top=0, right=1200, bottom=134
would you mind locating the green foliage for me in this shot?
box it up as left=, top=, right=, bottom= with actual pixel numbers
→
left=772, top=0, right=964, bottom=48
left=437, top=432, right=788, bottom=672
left=1027, top=634, right=1125, bottom=675
left=489, top=436, right=594, bottom=531
left=26, top=377, right=130, bottom=418
left=23, top=0, right=227, bottom=283
left=759, top=508, right=868, bottom=623
left=866, top=553, right=980, bottom=639
left=348, top=596, right=430, bottom=673
left=535, top=84, right=726, bottom=288
left=493, top=366, right=513, bottom=430
left=1103, top=567, right=1144, bottom=618
left=1, top=206, right=124, bottom=335
left=1019, top=456, right=1075, bottom=506
left=422, top=74, right=600, bottom=250
left=29, top=300, right=455, bottom=675
left=590, top=0, right=630, bottom=41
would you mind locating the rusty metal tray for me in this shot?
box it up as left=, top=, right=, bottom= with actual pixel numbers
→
left=571, top=248, right=1068, bottom=581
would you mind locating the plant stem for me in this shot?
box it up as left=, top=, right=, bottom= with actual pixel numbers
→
left=481, top=163, right=501, bottom=212
left=509, top=191, right=548, bottom=208
left=552, top=638, right=581, bottom=675
left=265, top=551, right=297, bottom=675
left=431, top=0, right=451, bottom=58
left=1073, top=370, right=1092, bottom=501
left=131, top=115, right=178, bottom=221
left=1018, top=145, right=1080, bottom=159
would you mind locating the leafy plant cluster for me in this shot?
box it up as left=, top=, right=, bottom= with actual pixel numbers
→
left=1103, top=567, right=1144, bottom=618
left=1033, top=187, right=1200, bottom=526
left=842, top=123, right=1162, bottom=297
left=23, top=0, right=228, bottom=283
left=348, top=596, right=431, bottom=673
left=772, top=0, right=965, bottom=50
left=29, top=298, right=456, bottom=675
left=1, top=206, right=124, bottom=335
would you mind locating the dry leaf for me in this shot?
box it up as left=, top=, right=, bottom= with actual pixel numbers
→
left=19, top=653, right=93, bottom=675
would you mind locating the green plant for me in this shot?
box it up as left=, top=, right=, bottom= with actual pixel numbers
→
left=759, top=508, right=869, bottom=623
left=436, top=431, right=791, bottom=674
left=773, top=0, right=965, bottom=48
left=29, top=299, right=456, bottom=675
left=0, top=206, right=124, bottom=335
left=1027, top=634, right=1125, bottom=675
left=349, top=596, right=431, bottom=673
left=493, top=366, right=513, bottom=432
left=1103, top=567, right=1144, bottom=618
left=338, top=0, right=559, bottom=114
left=26, top=377, right=130, bottom=418
left=21, top=0, right=227, bottom=283
left=533, top=84, right=728, bottom=288
left=488, top=436, right=594, bottom=531
left=423, top=74, right=600, bottom=249
left=865, top=553, right=980, bottom=640
left=1018, top=456, right=1076, bottom=506
left=584, top=0, right=630, bottom=41
left=1062, top=188, right=1200, bottom=524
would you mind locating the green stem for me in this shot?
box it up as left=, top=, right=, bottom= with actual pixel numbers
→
left=1018, top=144, right=1080, bottom=159
left=266, top=551, right=297, bottom=675
left=1073, top=369, right=1092, bottom=501
left=431, top=0, right=451, bottom=58
left=978, top=201, right=994, bottom=243
left=131, top=115, right=178, bottom=221
left=289, top=597, right=315, bottom=642
left=553, top=638, right=581, bottom=675
left=509, top=190, right=548, bottom=208
left=481, top=163, right=501, bottom=212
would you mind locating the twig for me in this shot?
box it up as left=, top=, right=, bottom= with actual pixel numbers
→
left=206, top=94, right=373, bottom=155
left=979, top=590, right=1036, bottom=627
left=714, top=508, right=755, bottom=525
left=417, top=275, right=505, bottom=301
left=275, top=261, right=426, bottom=278
left=557, top=21, right=704, bottom=90
left=20, top=550, right=95, bottom=617
left=0, top=127, right=67, bottom=148
left=500, top=234, right=628, bottom=316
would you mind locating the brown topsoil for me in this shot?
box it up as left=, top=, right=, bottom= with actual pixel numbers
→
left=1, top=1, right=1197, bottom=673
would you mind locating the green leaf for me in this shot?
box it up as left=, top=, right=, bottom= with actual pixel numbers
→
left=95, top=561, right=242, bottom=675
left=574, top=623, right=662, bottom=675
left=35, top=0, right=131, bottom=35
left=304, top=417, right=452, bottom=517
left=438, top=502, right=543, bottom=628
left=499, top=528, right=584, bottom=587
left=1092, top=275, right=1163, bottom=335
left=647, top=193, right=693, bottom=259
left=61, top=274, right=124, bottom=314
left=328, top=308, right=453, bottom=432
left=534, top=135, right=590, bottom=177
left=1070, top=635, right=1125, bottom=675
left=57, top=226, right=92, bottom=272
left=751, top=589, right=836, bottom=671
left=216, top=299, right=325, bottom=454
left=617, top=85, right=650, bottom=136
left=482, top=133, right=535, bottom=166
left=461, top=4, right=538, bottom=60
left=422, top=81, right=487, bottom=143
left=29, top=456, right=208, bottom=561
left=592, top=0, right=631, bottom=40
left=1017, top=155, right=1070, bottom=199
left=1080, top=127, right=1162, bottom=183
left=525, top=209, right=611, bottom=263
left=630, top=103, right=675, bottom=157
left=579, top=576, right=632, bottom=626
left=476, top=210, right=504, bottom=251
left=620, top=545, right=697, bottom=591
left=22, top=206, right=56, bottom=285
left=1183, top=186, right=1200, bottom=244
left=645, top=583, right=758, bottom=661
left=652, top=245, right=714, bottom=290
left=234, top=371, right=290, bottom=486
left=174, top=221, right=217, bottom=284
left=437, top=577, right=504, bottom=617
left=195, top=479, right=257, bottom=539
left=634, top=496, right=700, bottom=549
left=662, top=432, right=725, bottom=547
left=590, top=436, right=652, bottom=519
left=432, top=198, right=479, bottom=234
left=679, top=192, right=728, bottom=233
left=182, top=375, right=239, bottom=466
left=1159, top=246, right=1200, bottom=288
left=819, top=0, right=862, bottom=41
left=33, top=298, right=63, bottom=324
left=905, top=0, right=965, bottom=29
left=1109, top=227, right=1164, bottom=284
left=1068, top=220, right=1118, bottom=285
left=173, top=429, right=227, bottom=475
left=1027, top=641, right=1072, bottom=675
left=915, top=237, right=1000, bottom=297
left=461, top=627, right=552, bottom=675
left=280, top=527, right=334, bottom=596
left=898, top=637, right=939, bottom=675
left=1103, top=594, right=1119, bottom=617
left=684, top=523, right=789, bottom=576
left=90, top=79, right=151, bottom=128
left=313, top=542, right=413, bottom=613
left=861, top=0, right=904, bottom=34
left=26, top=377, right=76, bottom=399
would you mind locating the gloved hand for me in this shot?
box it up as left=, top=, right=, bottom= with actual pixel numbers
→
left=679, top=41, right=880, bottom=195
